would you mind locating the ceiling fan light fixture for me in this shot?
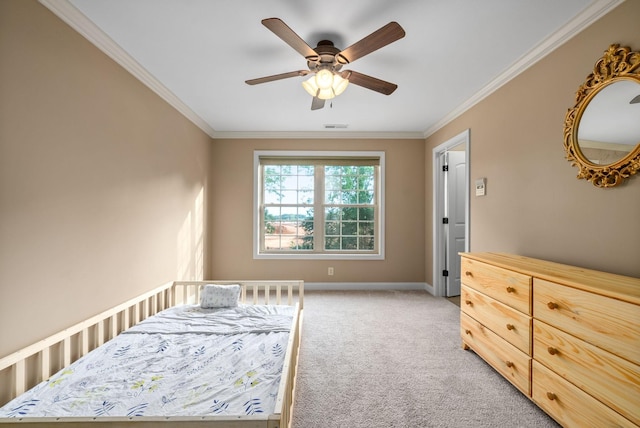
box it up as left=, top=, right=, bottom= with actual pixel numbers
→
left=302, top=71, right=349, bottom=100
left=302, top=76, right=319, bottom=97
left=315, top=69, right=334, bottom=89
left=317, top=87, right=335, bottom=100
left=332, top=73, right=349, bottom=96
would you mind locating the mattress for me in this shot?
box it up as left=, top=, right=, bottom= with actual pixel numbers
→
left=0, top=304, right=295, bottom=418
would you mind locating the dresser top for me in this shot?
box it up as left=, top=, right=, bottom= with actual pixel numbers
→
left=460, top=252, right=640, bottom=305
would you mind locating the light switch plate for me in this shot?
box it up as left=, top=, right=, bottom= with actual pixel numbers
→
left=475, top=178, right=486, bottom=196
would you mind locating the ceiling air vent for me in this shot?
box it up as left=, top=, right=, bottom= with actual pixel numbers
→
left=324, top=124, right=348, bottom=129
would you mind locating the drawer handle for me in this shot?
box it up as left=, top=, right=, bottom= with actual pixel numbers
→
left=464, top=329, right=472, bottom=335
left=506, top=286, right=515, bottom=293
left=546, top=392, right=557, bottom=401
left=465, top=300, right=473, bottom=306
left=547, top=302, right=559, bottom=310
left=505, top=361, right=514, bottom=368
left=506, top=324, right=515, bottom=331
left=547, top=347, right=559, bottom=355
left=465, top=271, right=473, bottom=277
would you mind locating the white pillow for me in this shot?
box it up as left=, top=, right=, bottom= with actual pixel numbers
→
left=200, top=284, right=241, bottom=308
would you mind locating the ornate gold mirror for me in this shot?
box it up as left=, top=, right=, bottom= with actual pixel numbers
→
left=563, top=44, right=640, bottom=187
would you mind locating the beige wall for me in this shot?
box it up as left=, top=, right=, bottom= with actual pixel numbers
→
left=0, top=0, right=211, bottom=357
left=209, top=139, right=425, bottom=283
left=425, top=0, right=640, bottom=280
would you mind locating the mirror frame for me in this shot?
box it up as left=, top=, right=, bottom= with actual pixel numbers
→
left=563, top=44, right=640, bottom=188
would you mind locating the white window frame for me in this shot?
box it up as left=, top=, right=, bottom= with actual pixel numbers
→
left=253, top=150, right=385, bottom=260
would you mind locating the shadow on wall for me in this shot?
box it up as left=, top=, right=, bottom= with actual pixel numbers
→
left=177, top=187, right=205, bottom=280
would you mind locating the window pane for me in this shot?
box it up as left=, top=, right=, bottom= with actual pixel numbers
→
left=358, top=190, right=374, bottom=204
left=264, top=207, right=280, bottom=233
left=341, top=191, right=357, bottom=204
left=264, top=165, right=280, bottom=175
left=264, top=190, right=281, bottom=204
left=297, top=209, right=314, bottom=250
left=298, top=190, right=313, bottom=204
left=359, top=207, right=374, bottom=220
left=281, top=190, right=298, bottom=204
left=342, top=207, right=357, bottom=221
left=325, top=237, right=340, bottom=250
left=359, top=237, right=375, bottom=250
left=325, top=165, right=342, bottom=175
left=298, top=175, right=314, bottom=190
left=342, top=237, right=357, bottom=250
left=341, top=222, right=357, bottom=236
left=359, top=221, right=375, bottom=236
left=325, top=207, right=340, bottom=220
left=297, top=165, right=314, bottom=175
left=325, top=221, right=339, bottom=236
left=325, top=190, right=340, bottom=204
left=281, top=175, right=297, bottom=188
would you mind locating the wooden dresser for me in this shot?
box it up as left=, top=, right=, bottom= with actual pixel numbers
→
left=459, top=252, right=640, bottom=427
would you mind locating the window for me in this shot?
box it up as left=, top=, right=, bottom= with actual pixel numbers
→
left=254, top=151, right=385, bottom=259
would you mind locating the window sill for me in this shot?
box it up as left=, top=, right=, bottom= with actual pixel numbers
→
left=253, top=252, right=384, bottom=260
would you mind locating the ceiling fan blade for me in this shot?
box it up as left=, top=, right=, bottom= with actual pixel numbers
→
left=245, top=70, right=309, bottom=85
left=630, top=94, right=640, bottom=104
left=338, top=22, right=405, bottom=64
left=341, top=70, right=398, bottom=95
left=311, top=97, right=325, bottom=110
left=262, top=18, right=318, bottom=59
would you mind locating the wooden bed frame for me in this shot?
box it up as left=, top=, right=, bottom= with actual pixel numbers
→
left=0, top=280, right=304, bottom=428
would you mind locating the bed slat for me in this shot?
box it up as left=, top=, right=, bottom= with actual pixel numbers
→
left=97, top=320, right=105, bottom=347
left=81, top=328, right=89, bottom=356
left=40, top=347, right=50, bottom=381
left=62, top=337, right=71, bottom=368
left=14, top=359, right=25, bottom=396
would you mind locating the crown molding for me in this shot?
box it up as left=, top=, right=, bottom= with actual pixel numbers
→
left=211, top=131, right=425, bottom=140
left=423, top=0, right=626, bottom=139
left=38, top=0, right=217, bottom=138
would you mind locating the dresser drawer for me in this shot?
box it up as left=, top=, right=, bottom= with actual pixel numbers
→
left=534, top=278, right=640, bottom=365
left=533, top=360, right=637, bottom=428
left=461, top=284, right=531, bottom=354
left=461, top=257, right=531, bottom=314
left=534, top=320, right=640, bottom=425
left=461, top=312, right=531, bottom=395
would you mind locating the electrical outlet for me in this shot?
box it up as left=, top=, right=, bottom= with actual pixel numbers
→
left=328, top=267, right=334, bottom=276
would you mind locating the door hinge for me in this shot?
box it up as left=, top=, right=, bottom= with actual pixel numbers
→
left=442, top=165, right=449, bottom=172
left=442, top=270, right=449, bottom=277
left=442, top=217, right=449, bottom=224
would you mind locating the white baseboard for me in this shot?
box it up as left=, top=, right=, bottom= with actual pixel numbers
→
left=423, top=282, right=435, bottom=296
left=305, top=282, right=432, bottom=293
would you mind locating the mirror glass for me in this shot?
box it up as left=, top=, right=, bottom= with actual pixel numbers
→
left=577, top=79, right=640, bottom=165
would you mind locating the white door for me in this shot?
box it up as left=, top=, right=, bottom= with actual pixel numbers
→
left=432, top=129, right=469, bottom=298
left=444, top=150, right=466, bottom=297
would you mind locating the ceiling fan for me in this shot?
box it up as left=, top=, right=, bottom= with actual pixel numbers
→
left=245, top=18, right=406, bottom=110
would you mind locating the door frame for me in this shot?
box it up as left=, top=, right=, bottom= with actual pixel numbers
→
left=432, top=129, right=470, bottom=297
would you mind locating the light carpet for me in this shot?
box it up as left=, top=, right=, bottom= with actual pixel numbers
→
left=291, top=290, right=560, bottom=428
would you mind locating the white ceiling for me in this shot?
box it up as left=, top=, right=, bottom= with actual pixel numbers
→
left=41, top=0, right=621, bottom=139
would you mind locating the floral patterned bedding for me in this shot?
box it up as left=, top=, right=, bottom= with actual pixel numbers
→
left=0, top=304, right=294, bottom=418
